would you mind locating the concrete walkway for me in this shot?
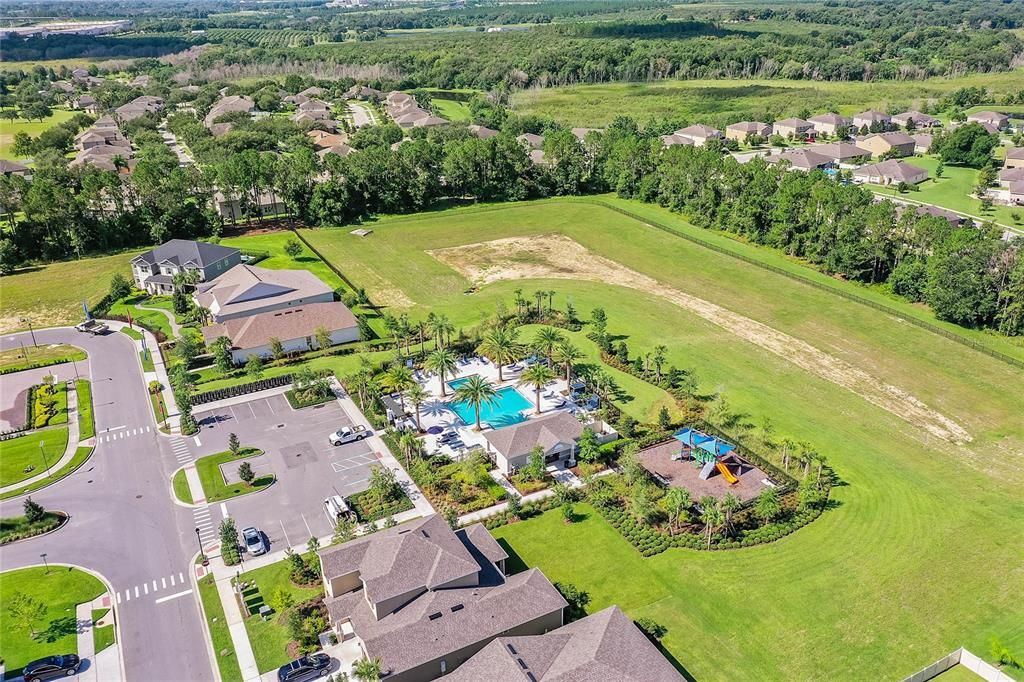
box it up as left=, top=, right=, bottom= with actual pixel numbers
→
left=74, top=592, right=124, bottom=682
left=0, top=380, right=80, bottom=495
left=185, top=464, right=206, bottom=504
left=134, top=303, right=183, bottom=337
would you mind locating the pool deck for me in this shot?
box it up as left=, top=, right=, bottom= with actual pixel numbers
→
left=384, top=356, right=581, bottom=460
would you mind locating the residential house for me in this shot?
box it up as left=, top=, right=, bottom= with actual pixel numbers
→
left=529, top=149, right=550, bottom=166
left=297, top=86, right=323, bottom=99
left=1010, top=181, right=1024, bottom=206
left=469, top=125, right=499, bottom=140
left=115, top=95, right=163, bottom=122
left=212, top=191, right=288, bottom=224
left=807, top=142, right=871, bottom=167
left=764, top=148, right=833, bottom=172
left=204, top=95, right=255, bottom=128
left=50, top=80, right=75, bottom=95
left=70, top=145, right=136, bottom=172
left=1003, top=148, right=1024, bottom=170
left=483, top=410, right=616, bottom=475
left=412, top=115, right=447, bottom=128
left=446, top=605, right=685, bottom=682
left=201, top=301, right=359, bottom=363
left=291, top=109, right=332, bottom=124
left=74, top=94, right=99, bottom=113
left=0, top=159, right=31, bottom=178
left=670, top=124, right=723, bottom=147
left=517, top=133, right=545, bottom=149
left=771, top=117, right=815, bottom=140
left=193, top=264, right=334, bottom=322
left=911, top=133, right=933, bottom=154
left=343, top=85, right=382, bottom=100
left=308, top=131, right=349, bottom=150
left=966, top=111, right=1010, bottom=131
left=209, top=123, right=234, bottom=138
left=571, top=127, right=601, bottom=142
left=998, top=167, right=1024, bottom=187
left=892, top=111, right=940, bottom=129
left=128, top=75, right=150, bottom=88
left=318, top=514, right=568, bottom=682
left=913, top=205, right=964, bottom=227
left=131, top=239, right=241, bottom=295
left=725, top=121, right=770, bottom=142
left=298, top=99, right=331, bottom=113
left=853, top=159, right=929, bottom=186
left=317, top=143, right=354, bottom=160
left=660, top=134, right=694, bottom=148
left=851, top=110, right=891, bottom=130
left=808, top=112, right=851, bottom=137
left=857, top=132, right=916, bottom=158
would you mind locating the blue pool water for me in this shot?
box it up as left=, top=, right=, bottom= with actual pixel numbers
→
left=448, top=383, right=531, bottom=428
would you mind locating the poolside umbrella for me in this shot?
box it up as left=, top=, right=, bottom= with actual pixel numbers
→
left=426, top=426, right=444, bottom=435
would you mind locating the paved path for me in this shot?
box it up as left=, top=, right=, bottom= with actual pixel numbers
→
left=346, top=101, right=377, bottom=128
left=868, top=191, right=1023, bottom=240
left=0, top=380, right=80, bottom=494
left=133, top=303, right=183, bottom=336
left=0, top=327, right=216, bottom=682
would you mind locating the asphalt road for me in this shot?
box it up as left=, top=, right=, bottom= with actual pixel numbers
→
left=0, top=328, right=215, bottom=682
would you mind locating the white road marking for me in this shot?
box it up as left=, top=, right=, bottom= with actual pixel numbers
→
left=107, top=425, right=127, bottom=432
left=134, top=586, right=139, bottom=598
left=119, top=432, right=125, bottom=439
left=220, top=502, right=229, bottom=518
left=125, top=590, right=131, bottom=602
left=162, top=577, right=167, bottom=588
left=169, top=574, right=175, bottom=586
left=301, top=513, right=313, bottom=538
left=117, top=592, right=122, bottom=604
left=179, top=572, right=185, bottom=583
left=152, top=580, right=158, bottom=591
left=154, top=589, right=193, bottom=604
left=279, top=520, right=292, bottom=547
left=146, top=425, right=151, bottom=432
left=268, top=399, right=277, bottom=414
left=193, top=435, right=202, bottom=446
left=144, top=583, right=149, bottom=595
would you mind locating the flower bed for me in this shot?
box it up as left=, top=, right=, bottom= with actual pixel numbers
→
left=284, top=389, right=335, bottom=410
left=0, top=511, right=68, bottom=545
left=348, top=487, right=414, bottom=523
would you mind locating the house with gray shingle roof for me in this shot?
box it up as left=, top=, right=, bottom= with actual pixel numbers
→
left=193, top=264, right=333, bottom=322
left=318, top=514, right=567, bottom=681
left=131, top=239, right=241, bottom=295
left=483, top=410, right=615, bottom=475
left=446, top=604, right=685, bottom=682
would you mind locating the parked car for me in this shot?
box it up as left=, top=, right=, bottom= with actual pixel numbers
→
left=23, top=654, right=81, bottom=682
left=277, top=653, right=331, bottom=682
left=324, top=495, right=355, bottom=524
left=328, top=425, right=369, bottom=446
left=75, top=319, right=108, bottom=335
left=242, top=526, right=267, bottom=555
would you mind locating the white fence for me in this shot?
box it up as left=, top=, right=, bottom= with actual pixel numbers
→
left=901, top=648, right=1018, bottom=682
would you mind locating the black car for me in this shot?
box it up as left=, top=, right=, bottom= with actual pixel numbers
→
left=277, top=653, right=331, bottom=682
left=23, top=654, right=81, bottom=682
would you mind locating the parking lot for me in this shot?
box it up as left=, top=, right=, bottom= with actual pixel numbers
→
left=191, top=393, right=382, bottom=550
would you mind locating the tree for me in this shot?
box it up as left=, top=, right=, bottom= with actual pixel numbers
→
left=425, top=348, right=458, bottom=396
left=561, top=501, right=575, bottom=523
left=699, top=496, right=724, bottom=549
left=245, top=354, right=264, bottom=380
left=219, top=518, right=239, bottom=553
left=404, top=383, right=429, bottom=432
left=476, top=325, right=521, bottom=381
left=443, top=506, right=459, bottom=530
left=109, top=273, right=132, bottom=301
left=754, top=488, right=782, bottom=524
left=657, top=406, right=672, bottom=430
left=522, top=446, right=546, bottom=481
left=797, top=476, right=825, bottom=510
left=333, top=517, right=355, bottom=545
left=518, top=363, right=556, bottom=414
left=307, top=535, right=320, bottom=554
left=506, top=493, right=523, bottom=519
left=663, top=487, right=691, bottom=533
left=368, top=465, right=400, bottom=501
left=228, top=432, right=240, bottom=456
left=212, top=337, right=233, bottom=375
left=935, top=123, right=998, bottom=168
left=270, top=588, right=294, bottom=613
left=8, top=592, right=48, bottom=638
left=721, top=492, right=742, bottom=536
left=452, top=374, right=497, bottom=430
left=576, top=427, right=600, bottom=464
left=352, top=657, right=382, bottom=682
left=314, top=325, right=333, bottom=353
left=635, top=617, right=667, bottom=644
left=269, top=337, right=285, bottom=361
left=238, top=461, right=255, bottom=486
left=652, top=344, right=667, bottom=382
left=378, top=364, right=415, bottom=411
left=532, top=326, right=564, bottom=367
left=553, top=582, right=590, bottom=621
left=926, top=228, right=997, bottom=327
left=175, top=332, right=200, bottom=366
left=284, top=237, right=304, bottom=260
left=23, top=496, right=45, bottom=522
left=554, top=340, right=583, bottom=383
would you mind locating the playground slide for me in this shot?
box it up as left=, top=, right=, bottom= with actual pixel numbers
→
left=716, top=461, right=739, bottom=485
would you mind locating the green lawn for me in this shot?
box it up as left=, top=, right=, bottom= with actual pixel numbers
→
left=0, top=108, right=77, bottom=160
left=0, top=250, right=140, bottom=334
left=150, top=390, right=169, bottom=429
left=120, top=327, right=142, bottom=341
left=0, top=427, right=70, bottom=488
left=195, top=448, right=273, bottom=502
left=294, top=198, right=1024, bottom=678
left=197, top=574, right=243, bottom=682
left=172, top=468, right=194, bottom=505
left=0, top=446, right=93, bottom=502
left=139, top=350, right=155, bottom=373
left=868, top=154, right=1023, bottom=230
left=0, top=566, right=105, bottom=676
left=240, top=557, right=324, bottom=673
left=219, top=232, right=345, bottom=290
left=432, top=98, right=472, bottom=122
left=510, top=70, right=1024, bottom=128
left=0, top=344, right=86, bottom=373
left=76, top=379, right=94, bottom=441
left=91, top=608, right=115, bottom=653
left=108, top=295, right=175, bottom=338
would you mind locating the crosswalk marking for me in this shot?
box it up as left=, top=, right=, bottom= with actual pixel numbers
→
left=134, top=586, right=139, bottom=598
left=117, top=570, right=194, bottom=603
left=144, top=583, right=148, bottom=595
left=117, top=592, right=122, bottom=604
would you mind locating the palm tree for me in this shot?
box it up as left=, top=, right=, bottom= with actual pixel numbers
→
left=754, top=488, right=782, bottom=524
left=554, top=340, right=584, bottom=383
left=533, top=327, right=564, bottom=367
left=699, top=496, right=724, bottom=550
left=425, top=348, right=458, bottom=397
left=721, top=492, right=741, bottom=536
left=814, top=452, right=828, bottom=485
left=379, top=365, right=415, bottom=411
left=519, top=364, right=556, bottom=415
left=404, top=383, right=429, bottom=432
left=477, top=325, right=521, bottom=382
left=513, top=288, right=526, bottom=317
left=453, top=375, right=497, bottom=431
left=433, top=314, right=455, bottom=348
left=397, top=429, right=422, bottom=467
left=664, top=487, right=692, bottom=534
left=533, top=290, right=545, bottom=316
left=546, top=289, right=557, bottom=311
left=353, top=657, right=382, bottom=682
left=652, top=345, right=667, bottom=383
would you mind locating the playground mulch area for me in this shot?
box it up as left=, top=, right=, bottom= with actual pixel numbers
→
left=638, top=441, right=770, bottom=503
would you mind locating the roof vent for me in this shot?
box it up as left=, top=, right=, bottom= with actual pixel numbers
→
left=450, top=604, right=464, bottom=613
left=506, top=644, right=517, bottom=655
left=517, top=659, right=528, bottom=670
left=428, top=612, right=442, bottom=621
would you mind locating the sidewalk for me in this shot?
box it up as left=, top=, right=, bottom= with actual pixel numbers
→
left=0, top=380, right=80, bottom=495
left=328, top=378, right=435, bottom=517
left=74, top=592, right=123, bottom=682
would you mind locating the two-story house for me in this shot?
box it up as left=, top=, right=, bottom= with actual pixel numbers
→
left=131, top=240, right=242, bottom=295
left=193, top=264, right=334, bottom=322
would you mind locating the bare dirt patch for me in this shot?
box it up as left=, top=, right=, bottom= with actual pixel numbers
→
left=429, top=234, right=972, bottom=444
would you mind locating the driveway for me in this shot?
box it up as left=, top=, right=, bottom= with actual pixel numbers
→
left=192, top=394, right=381, bottom=552
left=347, top=101, right=376, bottom=128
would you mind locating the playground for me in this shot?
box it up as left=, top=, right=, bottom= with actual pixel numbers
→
left=638, top=429, right=771, bottom=502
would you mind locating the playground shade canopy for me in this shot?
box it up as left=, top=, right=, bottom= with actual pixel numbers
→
left=674, top=428, right=736, bottom=458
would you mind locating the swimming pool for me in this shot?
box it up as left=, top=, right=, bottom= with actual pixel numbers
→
left=448, top=383, right=531, bottom=428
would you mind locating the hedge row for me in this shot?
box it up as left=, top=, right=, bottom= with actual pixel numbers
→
left=0, top=357, right=81, bottom=375
left=0, top=511, right=68, bottom=545
left=192, top=374, right=294, bottom=405
left=284, top=388, right=336, bottom=410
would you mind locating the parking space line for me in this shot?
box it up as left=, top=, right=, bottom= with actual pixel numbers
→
left=152, top=580, right=158, bottom=591
left=279, top=520, right=292, bottom=547
left=267, top=398, right=277, bottom=414
left=301, top=513, right=313, bottom=539
left=125, top=590, right=131, bottom=602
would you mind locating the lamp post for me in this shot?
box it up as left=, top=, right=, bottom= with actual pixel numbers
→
left=20, top=317, right=37, bottom=347
left=70, top=356, right=80, bottom=380
left=40, top=552, right=49, bottom=574
left=39, top=440, right=52, bottom=477
left=195, top=527, right=208, bottom=566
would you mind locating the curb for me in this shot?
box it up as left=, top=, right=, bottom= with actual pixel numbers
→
left=0, top=510, right=70, bottom=546
left=169, top=465, right=203, bottom=509
left=190, top=550, right=225, bottom=682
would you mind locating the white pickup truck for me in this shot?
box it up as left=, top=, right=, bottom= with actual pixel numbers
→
left=328, top=425, right=369, bottom=446
left=75, top=319, right=108, bottom=335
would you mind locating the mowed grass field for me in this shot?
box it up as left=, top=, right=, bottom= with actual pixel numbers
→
left=510, top=70, right=1024, bottom=127
left=0, top=250, right=139, bottom=333
left=297, top=198, right=1024, bottom=680
left=0, top=108, right=77, bottom=160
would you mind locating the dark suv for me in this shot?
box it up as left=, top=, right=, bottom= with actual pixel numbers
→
left=277, top=653, right=331, bottom=682
left=23, top=654, right=82, bottom=682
